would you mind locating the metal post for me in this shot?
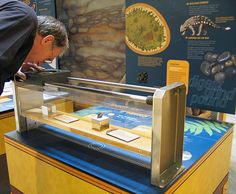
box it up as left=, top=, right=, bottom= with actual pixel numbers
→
left=151, top=83, right=186, bottom=187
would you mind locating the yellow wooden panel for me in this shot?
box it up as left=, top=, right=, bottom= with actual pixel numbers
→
left=0, top=115, right=16, bottom=155
left=167, top=132, right=233, bottom=194
left=5, top=143, right=111, bottom=194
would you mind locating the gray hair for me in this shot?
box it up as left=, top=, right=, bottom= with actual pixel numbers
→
left=37, top=16, right=69, bottom=54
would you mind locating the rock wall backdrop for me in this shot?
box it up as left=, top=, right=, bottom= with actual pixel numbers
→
left=56, top=0, right=125, bottom=82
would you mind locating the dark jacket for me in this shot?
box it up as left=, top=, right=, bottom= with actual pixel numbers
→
left=0, top=0, right=37, bottom=95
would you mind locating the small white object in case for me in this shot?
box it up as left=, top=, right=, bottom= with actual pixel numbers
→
left=41, top=103, right=57, bottom=116
left=92, top=115, right=110, bottom=131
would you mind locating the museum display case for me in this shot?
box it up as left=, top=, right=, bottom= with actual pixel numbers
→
left=12, top=70, right=186, bottom=188
left=4, top=71, right=234, bottom=194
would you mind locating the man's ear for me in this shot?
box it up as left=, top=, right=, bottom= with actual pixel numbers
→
left=41, top=35, right=55, bottom=45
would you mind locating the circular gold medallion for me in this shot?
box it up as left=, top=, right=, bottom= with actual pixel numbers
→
left=126, top=3, right=170, bottom=55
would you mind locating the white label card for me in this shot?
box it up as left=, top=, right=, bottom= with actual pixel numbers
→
left=106, top=129, right=140, bottom=142
left=54, top=114, right=79, bottom=123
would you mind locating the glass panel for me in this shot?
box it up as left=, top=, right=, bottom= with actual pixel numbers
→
left=16, top=80, right=153, bottom=157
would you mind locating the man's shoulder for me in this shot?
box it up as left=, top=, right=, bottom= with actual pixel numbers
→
left=0, top=0, right=37, bottom=17
left=0, top=0, right=37, bottom=28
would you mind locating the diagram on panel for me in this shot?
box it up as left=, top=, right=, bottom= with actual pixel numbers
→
left=180, top=15, right=231, bottom=36
left=126, top=3, right=170, bottom=55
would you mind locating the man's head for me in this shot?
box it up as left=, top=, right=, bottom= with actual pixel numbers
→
left=25, top=16, right=69, bottom=65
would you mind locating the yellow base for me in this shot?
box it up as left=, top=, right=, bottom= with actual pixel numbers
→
left=4, top=128, right=233, bottom=194
left=5, top=138, right=127, bottom=194
left=0, top=112, right=15, bottom=155
left=167, top=129, right=233, bottom=193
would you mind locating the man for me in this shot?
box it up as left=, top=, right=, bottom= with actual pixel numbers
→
left=0, top=0, right=69, bottom=95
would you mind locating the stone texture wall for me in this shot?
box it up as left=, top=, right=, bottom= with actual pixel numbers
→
left=56, top=0, right=125, bottom=82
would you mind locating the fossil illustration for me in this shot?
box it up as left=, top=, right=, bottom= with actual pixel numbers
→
left=126, top=3, right=170, bottom=55
left=180, top=15, right=231, bottom=36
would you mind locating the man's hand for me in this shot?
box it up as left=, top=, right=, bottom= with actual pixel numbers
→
left=15, top=62, right=45, bottom=81
left=15, top=68, right=27, bottom=80
left=21, top=62, right=45, bottom=72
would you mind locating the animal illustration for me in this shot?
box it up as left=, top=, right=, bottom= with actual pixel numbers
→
left=180, top=15, right=231, bottom=36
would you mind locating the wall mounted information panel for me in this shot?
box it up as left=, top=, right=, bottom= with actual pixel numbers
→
left=126, top=0, right=236, bottom=114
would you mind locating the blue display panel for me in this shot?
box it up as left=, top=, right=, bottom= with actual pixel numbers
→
left=74, top=106, right=152, bottom=129
left=21, top=0, right=56, bottom=16
left=74, top=105, right=232, bottom=141
left=126, top=0, right=236, bottom=114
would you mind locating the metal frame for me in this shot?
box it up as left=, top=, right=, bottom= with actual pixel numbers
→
left=12, top=80, right=27, bottom=131
left=13, top=76, right=186, bottom=188
left=13, top=79, right=43, bottom=131
left=151, top=83, right=186, bottom=187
